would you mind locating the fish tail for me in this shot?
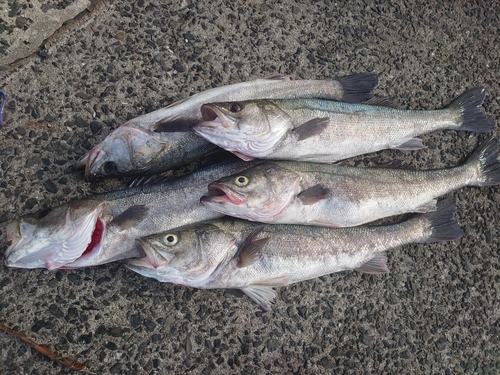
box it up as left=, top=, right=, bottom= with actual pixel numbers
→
left=447, top=87, right=495, bottom=133
left=335, top=72, right=378, bottom=103
left=417, top=198, right=463, bottom=243
left=466, top=136, right=500, bottom=186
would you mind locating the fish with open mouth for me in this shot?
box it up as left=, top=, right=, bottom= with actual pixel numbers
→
left=193, top=88, right=494, bottom=162
left=4, top=161, right=254, bottom=270
left=125, top=198, right=462, bottom=310
left=73, top=73, right=378, bottom=179
left=200, top=137, right=500, bottom=227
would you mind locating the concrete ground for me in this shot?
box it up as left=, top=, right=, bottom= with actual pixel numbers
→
left=1, top=0, right=499, bottom=373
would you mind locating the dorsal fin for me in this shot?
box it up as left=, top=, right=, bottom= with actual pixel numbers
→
left=364, top=96, right=402, bottom=109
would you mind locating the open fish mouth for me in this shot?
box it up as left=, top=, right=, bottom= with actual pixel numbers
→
left=196, top=104, right=233, bottom=132
left=84, top=148, right=104, bottom=180
left=201, top=182, right=247, bottom=206
left=131, top=238, right=169, bottom=269
left=4, top=204, right=107, bottom=270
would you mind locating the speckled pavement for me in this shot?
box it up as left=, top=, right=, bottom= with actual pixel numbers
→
left=1, top=1, right=499, bottom=374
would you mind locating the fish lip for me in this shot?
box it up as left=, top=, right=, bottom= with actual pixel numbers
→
left=5, top=220, right=20, bottom=250
left=197, top=104, right=233, bottom=131
left=84, top=148, right=103, bottom=180
left=201, top=182, right=246, bottom=206
left=132, top=238, right=165, bottom=269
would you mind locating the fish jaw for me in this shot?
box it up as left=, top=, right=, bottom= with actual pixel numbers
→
left=4, top=202, right=107, bottom=270
left=202, top=182, right=247, bottom=206
left=125, top=239, right=184, bottom=283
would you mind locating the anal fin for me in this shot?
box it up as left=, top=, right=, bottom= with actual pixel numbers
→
left=393, top=138, right=426, bottom=150
left=355, top=254, right=388, bottom=274
left=414, top=199, right=438, bottom=213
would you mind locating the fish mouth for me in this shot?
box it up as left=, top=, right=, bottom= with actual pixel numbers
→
left=201, top=182, right=247, bottom=206
left=128, top=238, right=169, bottom=269
left=82, top=147, right=103, bottom=180
left=196, top=104, right=233, bottom=132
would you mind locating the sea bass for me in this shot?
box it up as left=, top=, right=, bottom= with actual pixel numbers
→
left=126, top=199, right=462, bottom=310
left=74, top=73, right=378, bottom=179
left=193, top=88, right=494, bottom=162
left=4, top=161, right=255, bottom=270
left=201, top=137, right=500, bottom=227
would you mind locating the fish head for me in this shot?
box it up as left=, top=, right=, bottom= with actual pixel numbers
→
left=125, top=223, right=237, bottom=286
left=201, top=162, right=302, bottom=221
left=194, top=101, right=290, bottom=157
left=4, top=200, right=111, bottom=270
left=74, top=125, right=167, bottom=179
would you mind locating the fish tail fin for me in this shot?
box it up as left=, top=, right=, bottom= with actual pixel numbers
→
left=466, top=136, right=500, bottom=186
left=447, top=87, right=495, bottom=133
left=417, top=198, right=463, bottom=243
left=335, top=72, right=378, bottom=103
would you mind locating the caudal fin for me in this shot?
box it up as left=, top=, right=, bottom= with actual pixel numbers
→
left=448, top=87, right=495, bottom=133
left=466, top=136, right=500, bottom=186
left=336, top=72, right=378, bottom=103
left=418, top=198, right=463, bottom=243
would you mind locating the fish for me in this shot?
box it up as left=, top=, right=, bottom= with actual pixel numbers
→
left=4, top=160, right=255, bottom=270
left=193, top=88, right=495, bottom=162
left=200, top=137, right=500, bottom=227
left=73, top=73, right=378, bottom=179
left=125, top=198, right=462, bottom=310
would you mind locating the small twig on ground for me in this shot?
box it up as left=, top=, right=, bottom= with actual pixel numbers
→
left=0, top=322, right=93, bottom=373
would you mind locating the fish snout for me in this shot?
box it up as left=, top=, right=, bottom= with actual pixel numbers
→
left=84, top=148, right=103, bottom=180
left=202, top=182, right=246, bottom=206
left=6, top=220, right=20, bottom=243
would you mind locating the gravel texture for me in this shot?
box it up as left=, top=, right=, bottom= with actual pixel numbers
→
left=1, top=0, right=499, bottom=374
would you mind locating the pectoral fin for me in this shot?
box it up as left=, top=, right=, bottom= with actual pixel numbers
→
left=297, top=184, right=330, bottom=205
left=393, top=138, right=425, bottom=150
left=110, top=205, right=149, bottom=230
left=354, top=254, right=388, bottom=274
left=294, top=117, right=330, bottom=141
left=236, top=226, right=270, bottom=268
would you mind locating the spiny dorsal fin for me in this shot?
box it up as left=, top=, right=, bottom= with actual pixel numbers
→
left=110, top=205, right=149, bottom=230
left=294, top=117, right=330, bottom=141
left=297, top=184, right=330, bottom=205
left=237, top=226, right=270, bottom=268
left=354, top=254, right=389, bottom=274
left=264, top=74, right=292, bottom=80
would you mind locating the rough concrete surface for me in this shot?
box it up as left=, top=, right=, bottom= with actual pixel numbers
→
left=0, top=0, right=499, bottom=374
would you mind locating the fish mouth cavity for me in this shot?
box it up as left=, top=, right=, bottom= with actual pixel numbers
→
left=202, top=183, right=246, bottom=205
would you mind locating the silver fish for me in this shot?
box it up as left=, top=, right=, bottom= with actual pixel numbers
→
left=126, top=199, right=462, bottom=310
left=4, top=161, right=254, bottom=270
left=201, top=137, right=500, bottom=227
left=74, top=73, right=378, bottom=179
left=193, top=88, right=494, bottom=162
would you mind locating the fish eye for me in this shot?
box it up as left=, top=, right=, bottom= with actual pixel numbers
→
left=235, top=175, right=249, bottom=187
left=228, top=102, right=243, bottom=113
left=162, top=233, right=178, bottom=246
left=103, top=161, right=117, bottom=174
left=36, top=207, right=52, bottom=219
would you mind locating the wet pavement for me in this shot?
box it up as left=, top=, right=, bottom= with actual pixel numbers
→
left=0, top=0, right=499, bottom=374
